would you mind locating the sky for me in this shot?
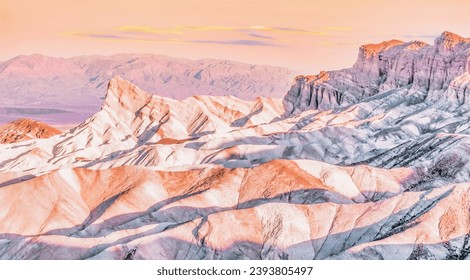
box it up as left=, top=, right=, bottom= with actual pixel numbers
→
left=1, top=0, right=469, bottom=73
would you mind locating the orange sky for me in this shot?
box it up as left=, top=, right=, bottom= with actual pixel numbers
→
left=1, top=0, right=469, bottom=73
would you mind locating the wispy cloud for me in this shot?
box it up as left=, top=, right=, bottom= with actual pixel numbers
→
left=71, top=33, right=130, bottom=40
left=65, top=31, right=183, bottom=43
left=118, top=26, right=184, bottom=34
left=118, top=25, right=328, bottom=35
left=117, top=25, right=242, bottom=35
left=249, top=26, right=327, bottom=35
left=67, top=31, right=281, bottom=47
left=65, top=25, right=341, bottom=47
left=246, top=32, right=277, bottom=40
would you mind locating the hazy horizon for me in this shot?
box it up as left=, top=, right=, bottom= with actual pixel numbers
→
left=1, top=0, right=469, bottom=73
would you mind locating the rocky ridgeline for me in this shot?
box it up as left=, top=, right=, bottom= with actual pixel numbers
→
left=284, top=31, right=470, bottom=115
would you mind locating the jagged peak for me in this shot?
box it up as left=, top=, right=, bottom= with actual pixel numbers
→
left=102, top=76, right=153, bottom=113
left=359, top=39, right=405, bottom=58
left=437, top=31, right=464, bottom=42
left=291, top=71, right=329, bottom=84
left=434, top=31, right=470, bottom=51
left=305, top=71, right=330, bottom=84
left=403, top=40, right=429, bottom=51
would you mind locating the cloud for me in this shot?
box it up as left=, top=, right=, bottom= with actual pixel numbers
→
left=72, top=33, right=130, bottom=40
left=184, top=26, right=241, bottom=32
left=118, top=25, right=327, bottom=36
left=246, top=32, right=277, bottom=40
left=250, top=26, right=327, bottom=35
left=116, top=25, right=243, bottom=34
left=66, top=31, right=282, bottom=47
left=65, top=25, right=331, bottom=47
left=118, top=26, right=184, bottom=34
left=65, top=32, right=183, bottom=44
left=118, top=25, right=246, bottom=35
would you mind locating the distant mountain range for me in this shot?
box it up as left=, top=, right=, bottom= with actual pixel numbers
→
left=0, top=32, right=469, bottom=260
left=0, top=54, right=296, bottom=125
